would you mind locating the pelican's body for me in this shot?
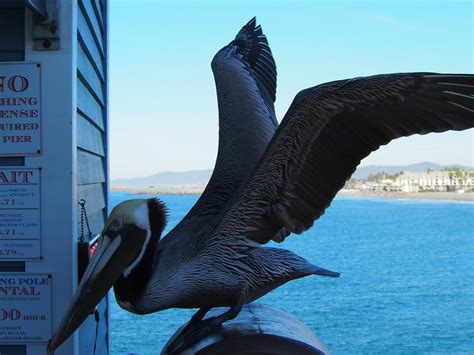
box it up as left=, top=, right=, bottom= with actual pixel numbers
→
left=117, top=238, right=327, bottom=314
left=48, top=18, right=474, bottom=354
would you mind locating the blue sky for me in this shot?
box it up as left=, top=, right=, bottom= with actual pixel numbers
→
left=109, top=0, right=473, bottom=179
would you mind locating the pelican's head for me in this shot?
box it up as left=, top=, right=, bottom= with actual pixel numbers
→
left=48, top=198, right=167, bottom=353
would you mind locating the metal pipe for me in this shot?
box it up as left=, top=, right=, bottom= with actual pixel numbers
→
left=24, top=0, right=47, bottom=21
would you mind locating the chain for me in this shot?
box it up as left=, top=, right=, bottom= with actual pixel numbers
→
left=78, top=199, right=100, bottom=354
left=78, top=199, right=92, bottom=241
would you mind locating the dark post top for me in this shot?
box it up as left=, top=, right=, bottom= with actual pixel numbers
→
left=163, top=303, right=330, bottom=355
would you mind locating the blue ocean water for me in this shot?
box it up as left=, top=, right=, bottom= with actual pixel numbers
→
left=109, top=192, right=474, bottom=354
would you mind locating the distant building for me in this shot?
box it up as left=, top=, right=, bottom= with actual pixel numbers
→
left=395, top=170, right=474, bottom=192
left=353, top=170, right=474, bottom=193
left=362, top=179, right=400, bottom=192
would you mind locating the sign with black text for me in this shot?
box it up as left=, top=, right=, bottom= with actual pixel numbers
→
left=0, top=274, right=52, bottom=344
left=0, top=168, right=41, bottom=259
left=0, top=63, right=42, bottom=155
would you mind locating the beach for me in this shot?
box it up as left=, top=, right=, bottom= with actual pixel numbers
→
left=337, top=189, right=474, bottom=202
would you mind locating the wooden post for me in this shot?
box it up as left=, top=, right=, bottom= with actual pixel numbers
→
left=163, top=303, right=330, bottom=355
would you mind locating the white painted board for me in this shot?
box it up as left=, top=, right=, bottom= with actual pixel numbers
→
left=0, top=168, right=41, bottom=259
left=0, top=63, right=42, bottom=155
left=0, top=273, right=52, bottom=344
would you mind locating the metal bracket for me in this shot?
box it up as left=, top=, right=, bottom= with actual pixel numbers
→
left=30, top=0, right=60, bottom=51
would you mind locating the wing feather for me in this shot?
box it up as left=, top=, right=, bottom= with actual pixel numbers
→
left=205, top=73, right=474, bottom=250
left=161, top=18, right=278, bottom=242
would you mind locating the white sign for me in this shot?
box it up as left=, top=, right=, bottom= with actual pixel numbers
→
left=0, top=273, right=52, bottom=344
left=0, top=168, right=41, bottom=259
left=0, top=63, right=42, bottom=155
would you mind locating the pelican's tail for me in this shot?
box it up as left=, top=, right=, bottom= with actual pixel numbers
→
left=308, top=264, right=340, bottom=278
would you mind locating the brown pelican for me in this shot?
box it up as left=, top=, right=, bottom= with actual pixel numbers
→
left=48, top=18, right=474, bottom=353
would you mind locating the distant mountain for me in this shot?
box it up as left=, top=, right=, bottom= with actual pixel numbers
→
left=112, top=169, right=212, bottom=187
left=112, top=162, right=473, bottom=187
left=351, top=162, right=473, bottom=180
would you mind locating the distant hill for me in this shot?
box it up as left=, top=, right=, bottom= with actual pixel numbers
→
left=112, top=169, right=212, bottom=187
left=112, top=162, right=473, bottom=187
left=351, top=162, right=473, bottom=180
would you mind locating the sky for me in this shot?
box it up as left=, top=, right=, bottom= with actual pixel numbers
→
left=109, top=0, right=473, bottom=179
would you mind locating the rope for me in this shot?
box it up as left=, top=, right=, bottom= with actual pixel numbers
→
left=93, top=308, right=100, bottom=355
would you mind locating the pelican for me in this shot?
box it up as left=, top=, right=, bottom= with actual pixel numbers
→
left=48, top=18, right=474, bottom=353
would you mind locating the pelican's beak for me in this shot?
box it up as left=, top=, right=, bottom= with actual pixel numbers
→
left=47, top=226, right=147, bottom=353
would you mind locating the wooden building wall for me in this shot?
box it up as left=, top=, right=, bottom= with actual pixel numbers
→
left=76, top=0, right=109, bottom=354
left=0, top=7, right=27, bottom=355
left=0, top=2, right=109, bottom=354
left=0, top=7, right=25, bottom=62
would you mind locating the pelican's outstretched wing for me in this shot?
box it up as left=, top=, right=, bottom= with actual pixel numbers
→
left=162, top=18, right=278, bottom=240
left=205, top=73, right=474, bottom=250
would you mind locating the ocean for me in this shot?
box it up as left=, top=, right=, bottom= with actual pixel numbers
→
left=109, top=192, right=474, bottom=354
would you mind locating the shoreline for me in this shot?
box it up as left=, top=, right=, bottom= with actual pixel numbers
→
left=112, top=185, right=206, bottom=195
left=337, top=189, right=474, bottom=202
left=111, top=186, right=474, bottom=203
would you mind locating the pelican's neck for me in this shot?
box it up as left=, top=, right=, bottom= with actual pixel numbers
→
left=113, top=199, right=166, bottom=311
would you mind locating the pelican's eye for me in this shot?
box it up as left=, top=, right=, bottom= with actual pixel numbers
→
left=108, top=217, right=123, bottom=233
